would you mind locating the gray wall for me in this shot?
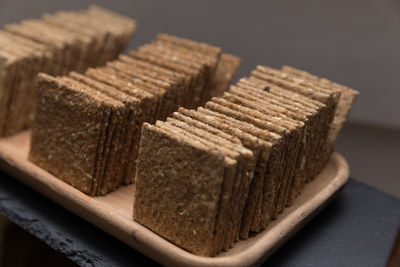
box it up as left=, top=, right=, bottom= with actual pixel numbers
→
left=1, top=0, right=399, bottom=129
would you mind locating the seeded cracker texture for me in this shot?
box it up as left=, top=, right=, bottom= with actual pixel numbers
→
left=143, top=41, right=218, bottom=105
left=133, top=123, right=226, bottom=256
left=281, top=65, right=359, bottom=147
left=60, top=76, right=125, bottom=195
left=229, top=84, right=312, bottom=205
left=155, top=34, right=241, bottom=103
left=0, top=38, right=35, bottom=132
left=118, top=54, right=188, bottom=109
left=0, top=52, right=16, bottom=135
left=30, top=74, right=102, bottom=194
left=212, top=53, right=241, bottom=97
left=254, top=66, right=340, bottom=174
left=156, top=120, right=242, bottom=255
left=203, top=101, right=286, bottom=231
left=161, top=118, right=254, bottom=250
left=250, top=70, right=334, bottom=179
left=68, top=72, right=142, bottom=190
left=29, top=73, right=124, bottom=196
left=234, top=78, right=323, bottom=216
left=222, top=90, right=303, bottom=228
left=0, top=6, right=136, bottom=137
left=134, top=48, right=205, bottom=109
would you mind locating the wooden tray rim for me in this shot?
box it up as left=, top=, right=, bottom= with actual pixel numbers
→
left=0, top=135, right=349, bottom=267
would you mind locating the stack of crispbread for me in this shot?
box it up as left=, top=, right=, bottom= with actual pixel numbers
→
left=0, top=6, right=136, bottom=136
left=28, top=35, right=241, bottom=196
left=133, top=65, right=358, bottom=256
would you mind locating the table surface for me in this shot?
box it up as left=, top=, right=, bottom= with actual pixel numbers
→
left=0, top=171, right=399, bottom=267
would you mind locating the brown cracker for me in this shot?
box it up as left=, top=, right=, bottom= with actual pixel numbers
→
left=134, top=123, right=229, bottom=256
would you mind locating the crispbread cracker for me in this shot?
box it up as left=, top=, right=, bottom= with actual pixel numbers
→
left=30, top=73, right=118, bottom=195
left=175, top=108, right=274, bottom=240
left=222, top=91, right=305, bottom=209
left=135, top=47, right=205, bottom=108
left=59, top=76, right=124, bottom=195
left=281, top=65, right=359, bottom=147
left=119, top=55, right=187, bottom=108
left=129, top=50, right=199, bottom=108
left=0, top=52, right=17, bottom=135
left=134, top=123, right=229, bottom=256
left=107, top=61, right=174, bottom=119
left=0, top=6, right=136, bottom=137
left=162, top=118, right=255, bottom=250
left=229, top=85, right=313, bottom=203
left=68, top=72, right=142, bottom=190
left=211, top=53, right=241, bottom=97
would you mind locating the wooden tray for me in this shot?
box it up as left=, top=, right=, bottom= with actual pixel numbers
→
left=0, top=131, right=349, bottom=267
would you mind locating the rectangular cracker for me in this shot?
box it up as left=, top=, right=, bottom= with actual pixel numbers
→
left=83, top=67, right=157, bottom=184
left=0, top=46, right=32, bottom=135
left=129, top=51, right=199, bottom=108
left=59, top=76, right=124, bottom=196
left=210, top=53, right=241, bottom=98
left=68, top=72, right=142, bottom=190
left=203, top=100, right=290, bottom=229
left=29, top=73, right=122, bottom=195
left=156, top=120, right=243, bottom=255
left=0, top=51, right=18, bottom=135
left=161, top=118, right=254, bottom=251
left=229, top=85, right=315, bottom=204
left=134, top=47, right=206, bottom=108
left=193, top=107, right=283, bottom=234
left=87, top=5, right=137, bottom=58
left=107, top=60, right=175, bottom=119
left=174, top=108, right=274, bottom=240
left=281, top=65, right=359, bottom=147
left=222, top=91, right=305, bottom=207
left=134, top=123, right=230, bottom=256
left=144, top=41, right=217, bottom=105
left=248, top=72, right=335, bottom=178
left=96, top=64, right=163, bottom=121
left=118, top=55, right=187, bottom=108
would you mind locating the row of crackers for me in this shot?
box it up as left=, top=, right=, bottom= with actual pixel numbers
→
left=0, top=6, right=136, bottom=136
left=29, top=34, right=241, bottom=196
left=133, top=65, right=358, bottom=256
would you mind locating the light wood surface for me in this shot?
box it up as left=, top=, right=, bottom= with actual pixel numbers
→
left=0, top=131, right=349, bottom=267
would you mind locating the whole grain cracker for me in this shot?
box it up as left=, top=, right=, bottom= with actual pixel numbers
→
left=247, top=75, right=334, bottom=180
left=135, top=47, right=206, bottom=108
left=222, top=91, right=306, bottom=209
left=229, top=85, right=314, bottom=203
left=175, top=108, right=274, bottom=240
left=119, top=55, right=188, bottom=108
left=60, top=76, right=125, bottom=195
left=69, top=72, right=142, bottom=190
left=203, top=100, right=291, bottom=228
left=210, top=97, right=302, bottom=221
left=156, top=120, right=240, bottom=254
left=281, top=65, right=359, bottom=153
left=129, top=50, right=199, bottom=108
left=0, top=52, right=18, bottom=135
left=107, top=60, right=175, bottom=119
left=134, top=123, right=229, bottom=256
left=157, top=120, right=249, bottom=254
left=30, top=73, right=117, bottom=195
left=162, top=118, right=255, bottom=251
